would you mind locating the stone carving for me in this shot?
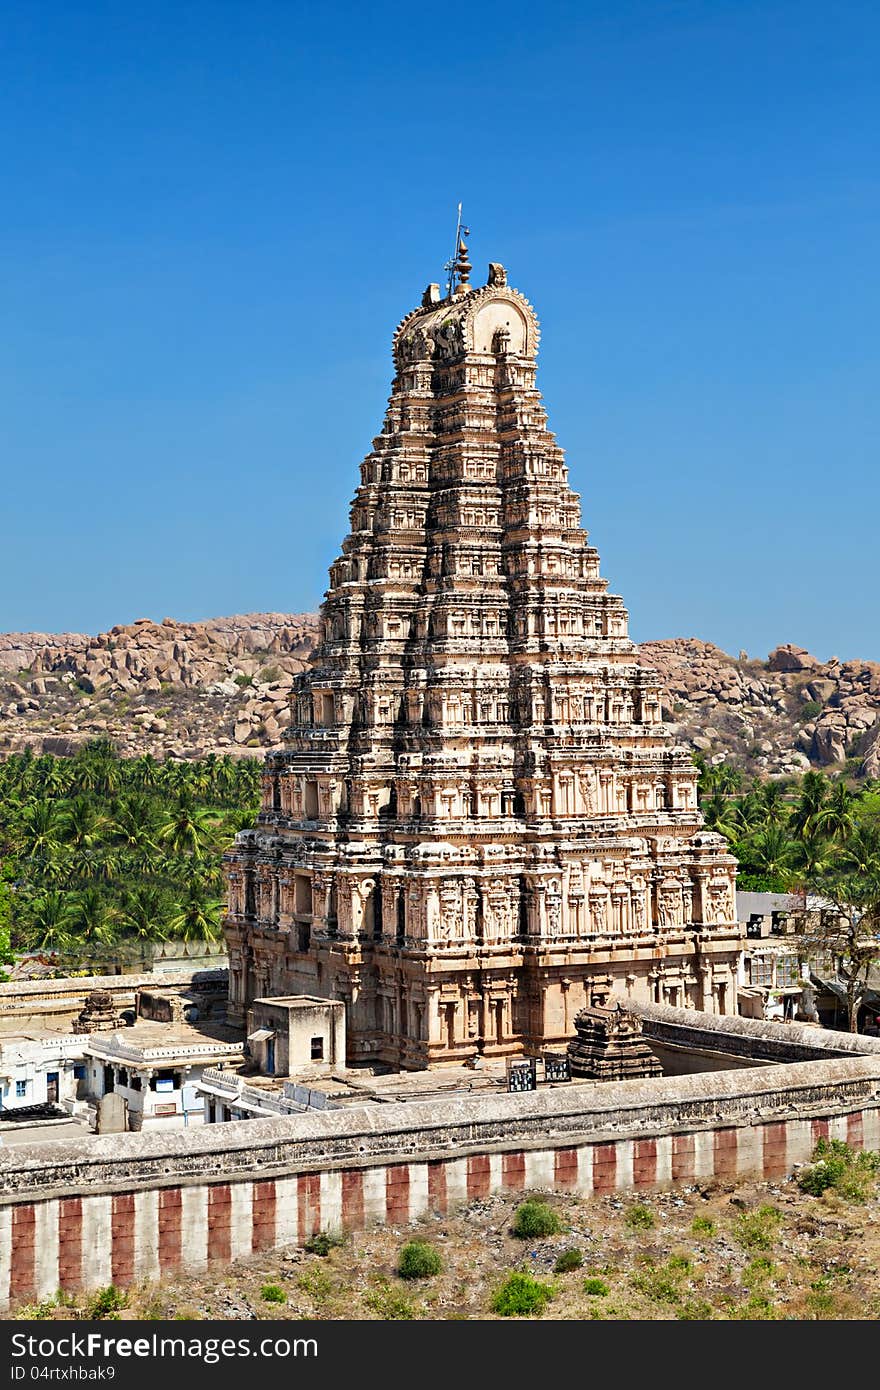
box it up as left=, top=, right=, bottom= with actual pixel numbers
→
left=439, top=881, right=461, bottom=941
left=224, top=252, right=740, bottom=1065
left=707, top=882, right=733, bottom=923
left=568, top=1001, right=663, bottom=1081
left=589, top=893, right=608, bottom=934
left=72, top=991, right=120, bottom=1035
left=657, top=882, right=683, bottom=929
left=577, top=768, right=595, bottom=813
left=546, top=892, right=562, bottom=937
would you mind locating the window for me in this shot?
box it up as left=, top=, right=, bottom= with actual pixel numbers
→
left=777, top=955, right=800, bottom=989
left=15, top=1081, right=26, bottom=1098
left=310, top=1037, right=324, bottom=1061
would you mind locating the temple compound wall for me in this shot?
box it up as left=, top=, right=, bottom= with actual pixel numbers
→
left=223, top=250, right=740, bottom=1068
left=1, top=1009, right=880, bottom=1309
left=0, top=971, right=228, bottom=1035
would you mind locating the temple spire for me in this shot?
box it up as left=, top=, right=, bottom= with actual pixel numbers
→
left=454, top=233, right=471, bottom=291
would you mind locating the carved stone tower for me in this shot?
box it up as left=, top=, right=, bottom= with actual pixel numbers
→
left=223, top=251, right=740, bottom=1069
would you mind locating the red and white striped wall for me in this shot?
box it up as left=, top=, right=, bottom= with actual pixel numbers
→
left=2, top=1107, right=875, bottom=1310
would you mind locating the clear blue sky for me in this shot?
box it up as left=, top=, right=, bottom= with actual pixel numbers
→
left=2, top=1, right=877, bottom=661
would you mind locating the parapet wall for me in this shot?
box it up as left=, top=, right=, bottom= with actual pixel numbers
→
left=0, top=969, right=228, bottom=1033
left=630, top=1001, right=880, bottom=1065
left=0, top=1005, right=878, bottom=1309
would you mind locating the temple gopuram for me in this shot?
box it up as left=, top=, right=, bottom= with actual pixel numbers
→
left=223, top=239, right=740, bottom=1068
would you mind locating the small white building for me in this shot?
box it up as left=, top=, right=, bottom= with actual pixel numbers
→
left=85, top=1024, right=244, bottom=1131
left=246, top=996, right=346, bottom=1077
left=0, top=1034, right=87, bottom=1111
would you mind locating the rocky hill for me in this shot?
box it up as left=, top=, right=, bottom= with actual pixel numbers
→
left=1, top=617, right=878, bottom=777
left=641, top=639, right=880, bottom=780
left=0, top=613, right=320, bottom=761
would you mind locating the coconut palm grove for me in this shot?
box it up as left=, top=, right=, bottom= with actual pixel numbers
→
left=0, top=740, right=261, bottom=969
left=0, top=735, right=878, bottom=986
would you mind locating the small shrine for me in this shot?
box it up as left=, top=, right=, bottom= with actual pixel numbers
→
left=567, top=1001, right=663, bottom=1081
left=72, top=990, right=120, bottom=1035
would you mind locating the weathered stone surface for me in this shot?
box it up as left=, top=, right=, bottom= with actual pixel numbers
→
left=0, top=1014, right=878, bottom=1199
left=568, top=1001, right=663, bottom=1081
left=767, top=644, right=821, bottom=673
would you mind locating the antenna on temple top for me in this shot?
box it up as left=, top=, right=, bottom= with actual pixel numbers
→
left=444, top=203, right=471, bottom=299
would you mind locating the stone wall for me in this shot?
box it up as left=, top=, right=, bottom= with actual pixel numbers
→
left=0, top=1035, right=878, bottom=1308
left=631, top=1000, right=880, bottom=1067
left=0, top=970, right=228, bottom=1034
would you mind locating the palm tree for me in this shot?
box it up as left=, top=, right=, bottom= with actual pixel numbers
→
left=743, top=823, right=796, bottom=885
left=72, top=740, right=120, bottom=796
left=818, top=782, right=857, bottom=843
left=736, top=788, right=769, bottom=831
left=130, top=754, right=159, bottom=792
left=166, top=885, right=224, bottom=942
left=15, top=801, right=60, bottom=861
left=118, top=885, right=171, bottom=942
left=758, top=780, right=789, bottom=823
left=157, top=798, right=217, bottom=860
left=37, top=757, right=76, bottom=799
left=715, top=763, right=743, bottom=797
left=109, top=794, right=160, bottom=853
left=217, top=754, right=239, bottom=801
left=702, top=792, right=743, bottom=843
left=17, top=891, right=75, bottom=953
left=791, top=826, right=832, bottom=886
left=57, top=795, right=105, bottom=850
left=66, top=887, right=118, bottom=947
left=791, top=770, right=829, bottom=841
left=835, top=822, right=880, bottom=881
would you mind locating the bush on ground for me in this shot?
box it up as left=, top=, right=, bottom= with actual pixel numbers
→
left=492, top=1272, right=555, bottom=1317
left=553, top=1248, right=583, bottom=1274
left=397, top=1241, right=442, bottom=1280
left=512, top=1200, right=561, bottom=1239
left=797, top=1138, right=880, bottom=1202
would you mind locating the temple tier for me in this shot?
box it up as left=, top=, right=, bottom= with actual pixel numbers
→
left=223, top=256, right=740, bottom=1068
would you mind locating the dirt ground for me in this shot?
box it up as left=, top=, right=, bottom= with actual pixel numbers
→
left=9, top=1174, right=880, bottom=1321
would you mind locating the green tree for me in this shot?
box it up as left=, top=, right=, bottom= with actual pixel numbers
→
left=66, top=887, right=118, bottom=947
left=742, top=823, right=796, bottom=885
left=158, top=798, right=217, bottom=860
left=790, top=820, right=880, bottom=1032
left=791, top=771, right=829, bottom=841
left=19, top=891, right=75, bottom=953
left=166, top=886, right=224, bottom=942
left=818, top=782, right=858, bottom=842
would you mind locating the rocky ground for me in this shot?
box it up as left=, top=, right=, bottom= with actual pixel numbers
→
left=1, top=615, right=879, bottom=776
left=8, top=1178, right=879, bottom=1321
